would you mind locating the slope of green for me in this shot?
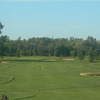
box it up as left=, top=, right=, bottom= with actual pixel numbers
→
left=0, top=56, right=100, bottom=100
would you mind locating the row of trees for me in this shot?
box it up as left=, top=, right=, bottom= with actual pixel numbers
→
left=0, top=35, right=100, bottom=62
left=0, top=22, right=100, bottom=62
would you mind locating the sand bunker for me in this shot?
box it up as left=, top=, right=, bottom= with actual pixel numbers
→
left=0, top=61, right=9, bottom=64
left=63, top=59, right=75, bottom=61
left=80, top=72, right=100, bottom=77
left=46, top=59, right=56, bottom=61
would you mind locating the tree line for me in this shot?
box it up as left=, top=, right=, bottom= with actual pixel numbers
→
left=0, top=36, right=100, bottom=61
left=0, top=22, right=100, bottom=62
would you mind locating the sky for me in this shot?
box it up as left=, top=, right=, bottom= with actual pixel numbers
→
left=0, top=0, right=100, bottom=40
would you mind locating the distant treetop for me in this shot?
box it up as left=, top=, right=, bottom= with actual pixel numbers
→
left=0, top=22, right=4, bottom=34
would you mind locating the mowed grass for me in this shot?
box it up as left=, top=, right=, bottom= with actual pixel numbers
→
left=0, top=56, right=100, bottom=100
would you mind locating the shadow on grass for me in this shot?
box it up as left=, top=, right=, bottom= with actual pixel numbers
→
left=14, top=95, right=36, bottom=100
left=3, top=59, right=58, bottom=63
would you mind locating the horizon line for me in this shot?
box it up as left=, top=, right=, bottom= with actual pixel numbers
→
left=1, top=0, right=100, bottom=2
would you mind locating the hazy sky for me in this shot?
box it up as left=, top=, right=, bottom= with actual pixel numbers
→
left=0, top=0, right=100, bottom=40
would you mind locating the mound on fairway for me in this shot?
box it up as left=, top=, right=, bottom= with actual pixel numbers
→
left=0, top=76, right=15, bottom=85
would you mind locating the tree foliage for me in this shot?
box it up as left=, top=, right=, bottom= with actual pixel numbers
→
left=77, top=50, right=85, bottom=60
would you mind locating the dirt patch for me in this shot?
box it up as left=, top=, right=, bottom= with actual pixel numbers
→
left=63, top=59, right=75, bottom=61
left=80, top=72, right=100, bottom=77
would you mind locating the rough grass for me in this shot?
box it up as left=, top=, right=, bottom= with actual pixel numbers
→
left=0, top=56, right=100, bottom=100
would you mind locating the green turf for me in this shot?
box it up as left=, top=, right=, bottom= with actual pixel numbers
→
left=0, top=56, right=100, bottom=100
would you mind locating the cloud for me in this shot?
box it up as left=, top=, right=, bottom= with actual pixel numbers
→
left=1, top=0, right=100, bottom=2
